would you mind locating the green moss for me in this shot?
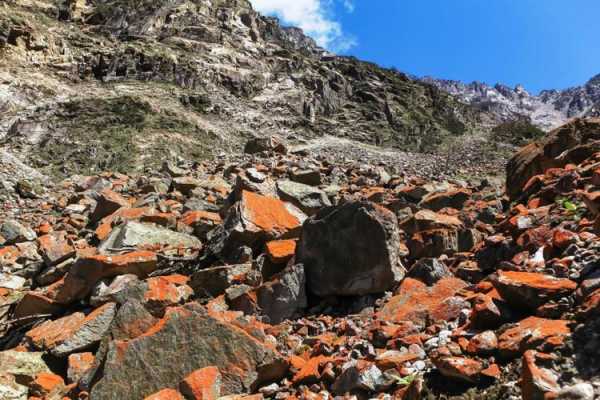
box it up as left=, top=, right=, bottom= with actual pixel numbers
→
left=32, top=96, right=214, bottom=178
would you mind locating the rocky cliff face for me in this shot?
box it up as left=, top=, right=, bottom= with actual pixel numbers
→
left=423, top=74, right=600, bottom=131
left=0, top=0, right=495, bottom=181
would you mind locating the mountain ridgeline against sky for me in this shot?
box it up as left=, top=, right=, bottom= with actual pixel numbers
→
left=423, top=74, right=600, bottom=131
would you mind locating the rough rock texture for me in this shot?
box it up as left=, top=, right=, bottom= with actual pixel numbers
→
left=297, top=201, right=405, bottom=296
left=91, top=303, right=288, bottom=400
left=506, top=118, right=600, bottom=199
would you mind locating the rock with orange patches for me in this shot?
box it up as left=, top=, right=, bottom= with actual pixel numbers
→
left=26, top=303, right=116, bottom=357
left=205, top=191, right=304, bottom=263
left=377, top=277, right=468, bottom=328
left=179, top=366, right=222, bottom=400
left=552, top=228, right=578, bottom=250
left=29, top=372, right=65, bottom=398
left=375, top=350, right=420, bottom=370
left=265, top=239, right=297, bottom=264
left=408, top=228, right=460, bottom=259
left=38, top=231, right=75, bottom=267
left=25, top=312, right=85, bottom=351
left=292, top=355, right=332, bottom=385
left=492, top=271, right=576, bottom=310
left=466, top=330, right=498, bottom=355
left=95, top=207, right=154, bottom=241
left=178, top=210, right=222, bottom=239
left=520, top=351, right=559, bottom=400
left=90, top=303, right=288, bottom=400
left=13, top=292, right=62, bottom=319
left=143, top=275, right=193, bottom=316
left=90, top=189, right=130, bottom=223
left=67, top=353, right=95, bottom=384
left=144, top=388, right=185, bottom=400
left=432, top=356, right=483, bottom=383
left=297, top=201, right=405, bottom=296
left=52, top=302, right=116, bottom=357
left=419, top=188, right=471, bottom=212
left=580, top=190, right=600, bottom=216
left=469, top=293, right=506, bottom=329
left=400, top=209, right=463, bottom=235
left=57, top=251, right=157, bottom=303
left=498, top=316, right=570, bottom=358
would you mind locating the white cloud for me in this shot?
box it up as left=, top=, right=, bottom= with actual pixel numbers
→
left=249, top=0, right=356, bottom=52
left=342, top=0, right=355, bottom=13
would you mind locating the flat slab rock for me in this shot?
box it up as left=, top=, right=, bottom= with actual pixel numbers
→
left=99, top=221, right=201, bottom=252
left=90, top=302, right=288, bottom=400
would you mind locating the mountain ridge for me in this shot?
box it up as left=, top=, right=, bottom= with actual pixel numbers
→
left=422, top=73, right=600, bottom=130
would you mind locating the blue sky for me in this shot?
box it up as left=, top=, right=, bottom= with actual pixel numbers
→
left=250, top=0, right=600, bottom=93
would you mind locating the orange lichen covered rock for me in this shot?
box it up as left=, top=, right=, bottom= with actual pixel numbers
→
left=433, top=356, right=484, bottom=383
left=144, top=388, right=185, bottom=400
left=179, top=366, right=222, bottom=400
left=57, top=251, right=158, bottom=303
left=377, top=277, right=468, bottom=327
left=492, top=270, right=576, bottom=310
left=520, top=351, right=559, bottom=400
left=143, top=275, right=193, bottom=315
left=265, top=239, right=297, bottom=264
left=68, top=352, right=95, bottom=384
left=498, top=317, right=570, bottom=358
left=29, top=372, right=66, bottom=398
left=38, top=231, right=75, bottom=266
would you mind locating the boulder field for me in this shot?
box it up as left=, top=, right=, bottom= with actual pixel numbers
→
left=1, top=120, right=600, bottom=399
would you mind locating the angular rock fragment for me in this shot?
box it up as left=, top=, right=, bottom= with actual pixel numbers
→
left=377, top=277, right=468, bottom=327
left=205, top=191, right=304, bottom=263
left=100, top=221, right=201, bottom=253
left=0, top=374, right=28, bottom=400
left=276, top=180, right=331, bottom=215
left=498, top=317, right=570, bottom=358
left=57, top=251, right=157, bottom=303
left=179, top=366, right=222, bottom=400
left=38, top=231, right=75, bottom=267
left=90, top=303, right=288, bottom=400
left=67, top=352, right=95, bottom=384
left=406, top=257, right=451, bottom=285
left=520, top=351, right=559, bottom=400
left=90, top=189, right=130, bottom=223
left=0, top=220, right=36, bottom=244
left=492, top=271, right=576, bottom=310
left=297, top=201, right=405, bottom=296
left=433, top=356, right=483, bottom=383
left=230, top=263, right=306, bottom=324
left=0, top=351, right=51, bottom=382
left=191, top=264, right=255, bottom=298
left=419, top=188, right=471, bottom=211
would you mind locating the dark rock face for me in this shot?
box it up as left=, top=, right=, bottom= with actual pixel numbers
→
left=297, top=201, right=405, bottom=296
left=506, top=118, right=600, bottom=200
left=90, top=303, right=288, bottom=400
left=406, top=257, right=451, bottom=286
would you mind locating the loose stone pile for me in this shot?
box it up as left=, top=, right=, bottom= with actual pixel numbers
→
left=1, top=118, right=600, bottom=399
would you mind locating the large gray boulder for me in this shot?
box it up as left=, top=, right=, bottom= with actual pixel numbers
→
left=90, top=303, right=288, bottom=399
left=296, top=201, right=405, bottom=296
